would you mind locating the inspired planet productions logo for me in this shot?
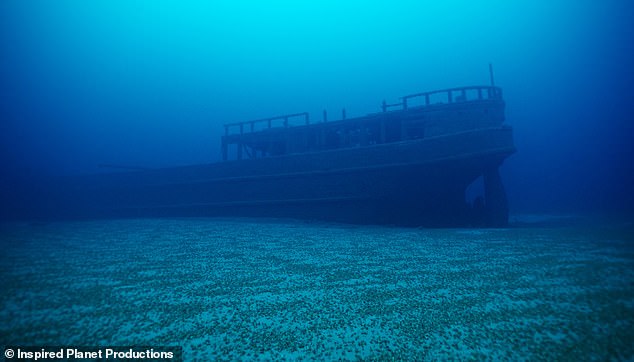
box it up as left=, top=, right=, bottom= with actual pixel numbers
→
left=4, top=347, right=178, bottom=360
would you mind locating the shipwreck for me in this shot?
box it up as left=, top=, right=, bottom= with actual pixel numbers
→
left=45, top=72, right=515, bottom=227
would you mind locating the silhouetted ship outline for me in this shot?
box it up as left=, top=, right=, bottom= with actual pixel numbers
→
left=57, top=82, right=515, bottom=227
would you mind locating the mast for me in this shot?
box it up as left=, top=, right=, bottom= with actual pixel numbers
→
left=489, top=63, right=495, bottom=87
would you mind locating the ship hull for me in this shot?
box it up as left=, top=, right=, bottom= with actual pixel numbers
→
left=48, top=126, right=514, bottom=226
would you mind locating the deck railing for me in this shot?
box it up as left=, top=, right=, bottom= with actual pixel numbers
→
left=382, top=85, right=502, bottom=112
left=224, top=112, right=310, bottom=136
left=223, top=86, right=502, bottom=136
left=221, top=85, right=504, bottom=161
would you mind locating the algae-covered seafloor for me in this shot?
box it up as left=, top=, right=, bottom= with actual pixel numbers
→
left=1, top=218, right=633, bottom=360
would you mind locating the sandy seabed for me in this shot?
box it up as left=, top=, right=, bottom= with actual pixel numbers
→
left=1, top=217, right=633, bottom=360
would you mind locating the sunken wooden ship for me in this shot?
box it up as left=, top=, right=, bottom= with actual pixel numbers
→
left=50, top=81, right=515, bottom=227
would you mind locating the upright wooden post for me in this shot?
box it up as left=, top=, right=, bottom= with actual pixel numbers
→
left=238, top=124, right=243, bottom=160
left=489, top=63, right=495, bottom=87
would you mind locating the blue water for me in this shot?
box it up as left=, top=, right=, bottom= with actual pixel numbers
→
left=1, top=218, right=633, bottom=360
